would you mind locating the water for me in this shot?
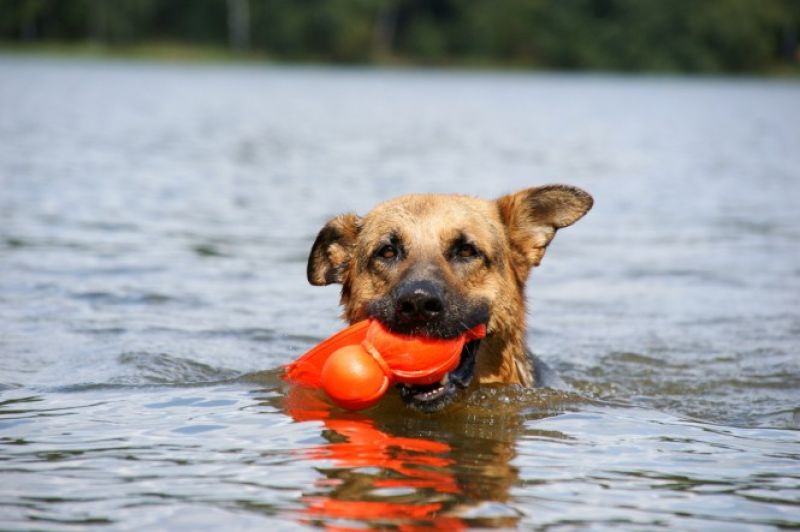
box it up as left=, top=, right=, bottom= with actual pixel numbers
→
left=1, top=56, right=799, bottom=529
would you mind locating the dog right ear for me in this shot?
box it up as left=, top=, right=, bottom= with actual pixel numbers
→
left=307, top=213, right=361, bottom=286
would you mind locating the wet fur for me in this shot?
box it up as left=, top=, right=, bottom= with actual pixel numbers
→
left=307, top=185, right=592, bottom=394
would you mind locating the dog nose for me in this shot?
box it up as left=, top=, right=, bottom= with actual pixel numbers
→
left=395, top=280, right=444, bottom=322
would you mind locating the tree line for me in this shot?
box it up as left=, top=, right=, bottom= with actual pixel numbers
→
left=1, top=0, right=798, bottom=73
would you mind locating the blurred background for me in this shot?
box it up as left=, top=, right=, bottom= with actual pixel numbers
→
left=2, top=0, right=800, bottom=73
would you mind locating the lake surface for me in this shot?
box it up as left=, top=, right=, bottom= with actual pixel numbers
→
left=1, top=56, right=799, bottom=529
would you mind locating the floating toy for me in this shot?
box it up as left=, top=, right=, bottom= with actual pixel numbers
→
left=284, top=320, right=486, bottom=410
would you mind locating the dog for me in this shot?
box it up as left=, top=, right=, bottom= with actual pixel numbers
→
left=306, top=185, right=593, bottom=412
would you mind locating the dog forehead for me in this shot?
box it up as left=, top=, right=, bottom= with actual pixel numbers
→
left=361, top=194, right=502, bottom=241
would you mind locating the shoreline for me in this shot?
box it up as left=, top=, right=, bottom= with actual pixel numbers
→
left=2, top=40, right=799, bottom=78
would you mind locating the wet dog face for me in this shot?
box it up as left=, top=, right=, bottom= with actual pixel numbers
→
left=307, top=186, right=592, bottom=412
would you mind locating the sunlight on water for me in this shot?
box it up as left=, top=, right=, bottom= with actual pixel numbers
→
left=1, top=56, right=799, bottom=529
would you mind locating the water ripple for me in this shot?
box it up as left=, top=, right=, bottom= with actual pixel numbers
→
left=1, top=58, right=798, bottom=530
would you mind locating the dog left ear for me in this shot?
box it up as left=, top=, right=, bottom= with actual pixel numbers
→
left=307, top=213, right=362, bottom=286
left=497, top=185, right=593, bottom=279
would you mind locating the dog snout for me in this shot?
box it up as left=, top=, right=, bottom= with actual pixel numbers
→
left=395, top=280, right=445, bottom=323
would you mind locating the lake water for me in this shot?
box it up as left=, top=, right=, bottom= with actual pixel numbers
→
left=1, top=56, right=799, bottom=529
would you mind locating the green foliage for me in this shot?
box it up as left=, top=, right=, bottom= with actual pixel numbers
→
left=0, top=0, right=798, bottom=73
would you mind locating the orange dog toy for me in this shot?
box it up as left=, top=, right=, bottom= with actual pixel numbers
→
left=284, top=320, right=486, bottom=410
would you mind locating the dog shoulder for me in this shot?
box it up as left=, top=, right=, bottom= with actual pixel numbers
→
left=528, top=350, right=567, bottom=389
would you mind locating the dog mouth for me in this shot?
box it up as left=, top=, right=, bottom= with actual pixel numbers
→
left=365, top=298, right=490, bottom=412
left=396, top=337, right=482, bottom=413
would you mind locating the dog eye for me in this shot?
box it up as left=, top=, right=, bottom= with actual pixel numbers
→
left=455, top=243, right=478, bottom=259
left=377, top=244, right=398, bottom=259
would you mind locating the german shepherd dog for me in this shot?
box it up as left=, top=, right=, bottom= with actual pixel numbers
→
left=307, top=185, right=593, bottom=412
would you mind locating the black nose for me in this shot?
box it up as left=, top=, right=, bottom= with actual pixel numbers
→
left=395, top=280, right=445, bottom=323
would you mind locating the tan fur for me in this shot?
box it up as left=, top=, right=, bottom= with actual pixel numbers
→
left=307, top=185, right=593, bottom=386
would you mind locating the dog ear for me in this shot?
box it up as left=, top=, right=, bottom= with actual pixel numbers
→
left=307, top=213, right=362, bottom=286
left=497, top=185, right=593, bottom=279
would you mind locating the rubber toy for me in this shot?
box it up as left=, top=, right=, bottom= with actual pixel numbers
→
left=284, top=320, right=486, bottom=410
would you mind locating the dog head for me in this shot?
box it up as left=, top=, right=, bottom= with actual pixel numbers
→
left=307, top=185, right=592, bottom=412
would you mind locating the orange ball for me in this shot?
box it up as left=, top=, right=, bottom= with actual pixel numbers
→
left=320, top=345, right=389, bottom=410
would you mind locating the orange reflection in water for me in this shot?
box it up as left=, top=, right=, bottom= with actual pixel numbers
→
left=285, top=386, right=466, bottom=530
